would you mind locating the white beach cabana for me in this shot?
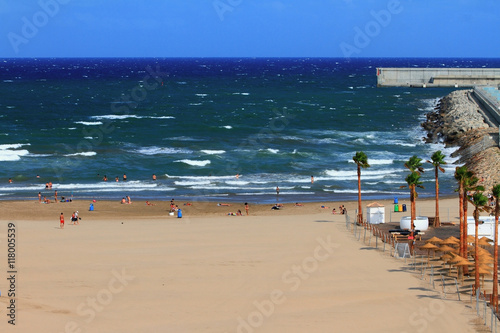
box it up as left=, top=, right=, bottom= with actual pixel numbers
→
left=367, top=202, right=385, bottom=224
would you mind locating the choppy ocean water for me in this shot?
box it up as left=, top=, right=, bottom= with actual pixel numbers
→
left=1, top=57, right=499, bottom=203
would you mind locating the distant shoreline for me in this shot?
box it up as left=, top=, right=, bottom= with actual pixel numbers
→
left=0, top=195, right=459, bottom=222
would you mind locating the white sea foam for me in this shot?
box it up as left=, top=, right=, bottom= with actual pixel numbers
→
left=332, top=189, right=404, bottom=194
left=0, top=143, right=30, bottom=161
left=348, top=159, right=393, bottom=165
left=165, top=174, right=236, bottom=180
left=195, top=93, right=208, bottom=97
left=221, top=126, right=232, bottom=129
left=225, top=180, right=250, bottom=186
left=136, top=146, right=192, bottom=155
left=175, top=159, right=211, bottom=167
left=64, top=152, right=97, bottom=157
left=190, top=186, right=265, bottom=191
left=0, top=185, right=42, bottom=192
left=323, top=168, right=403, bottom=181
left=201, top=150, right=226, bottom=155
left=174, top=180, right=212, bottom=186
left=0, top=143, right=30, bottom=150
left=91, top=115, right=175, bottom=120
left=266, top=148, right=279, bottom=154
left=165, top=136, right=204, bottom=142
left=75, top=121, right=103, bottom=126
left=91, top=115, right=141, bottom=120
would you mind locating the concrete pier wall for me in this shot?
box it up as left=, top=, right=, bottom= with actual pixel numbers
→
left=473, top=87, right=500, bottom=125
left=376, top=68, right=500, bottom=87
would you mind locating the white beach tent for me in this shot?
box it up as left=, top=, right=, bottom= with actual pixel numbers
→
left=367, top=202, right=385, bottom=224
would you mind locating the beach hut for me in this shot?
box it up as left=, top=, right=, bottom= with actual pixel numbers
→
left=466, top=216, right=497, bottom=240
left=366, top=202, right=385, bottom=224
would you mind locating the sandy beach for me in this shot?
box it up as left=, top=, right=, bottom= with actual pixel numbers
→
left=0, top=196, right=490, bottom=332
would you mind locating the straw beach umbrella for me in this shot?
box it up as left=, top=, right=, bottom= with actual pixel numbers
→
left=444, top=236, right=460, bottom=243
left=426, top=236, right=443, bottom=244
left=420, top=243, right=439, bottom=265
left=440, top=254, right=455, bottom=275
left=440, top=238, right=459, bottom=247
left=437, top=245, right=456, bottom=254
left=453, top=258, right=474, bottom=281
left=473, top=267, right=493, bottom=289
left=480, top=236, right=494, bottom=243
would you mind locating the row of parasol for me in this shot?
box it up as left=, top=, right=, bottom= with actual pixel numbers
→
left=420, top=235, right=495, bottom=287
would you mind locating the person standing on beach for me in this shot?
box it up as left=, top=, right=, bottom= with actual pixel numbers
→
left=38, top=192, right=41, bottom=203
left=54, top=190, right=58, bottom=203
left=60, top=212, right=65, bottom=229
left=245, top=202, right=249, bottom=215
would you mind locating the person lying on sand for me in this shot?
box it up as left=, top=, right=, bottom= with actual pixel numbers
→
left=217, top=203, right=231, bottom=206
left=145, top=201, right=155, bottom=206
left=294, top=202, right=303, bottom=206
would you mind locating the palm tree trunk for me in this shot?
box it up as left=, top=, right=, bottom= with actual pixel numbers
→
left=357, top=165, right=362, bottom=224
left=463, top=195, right=469, bottom=275
left=410, top=185, right=416, bottom=254
left=474, top=208, right=480, bottom=293
left=459, top=184, right=465, bottom=258
left=458, top=184, right=464, bottom=280
left=493, top=201, right=499, bottom=311
left=434, top=167, right=440, bottom=227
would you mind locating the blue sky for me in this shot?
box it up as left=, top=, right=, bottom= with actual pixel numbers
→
left=1, top=0, right=499, bottom=58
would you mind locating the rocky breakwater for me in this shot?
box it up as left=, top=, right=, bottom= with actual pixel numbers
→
left=422, top=89, right=500, bottom=194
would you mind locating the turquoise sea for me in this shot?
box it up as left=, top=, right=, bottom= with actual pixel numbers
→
left=1, top=57, right=498, bottom=203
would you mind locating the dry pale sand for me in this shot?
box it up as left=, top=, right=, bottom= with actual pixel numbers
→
left=0, top=197, right=484, bottom=332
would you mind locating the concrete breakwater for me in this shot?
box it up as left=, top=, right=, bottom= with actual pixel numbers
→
left=422, top=90, right=500, bottom=193
left=377, top=68, right=500, bottom=87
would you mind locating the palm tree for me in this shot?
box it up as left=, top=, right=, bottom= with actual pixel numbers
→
left=467, top=189, right=490, bottom=293
left=462, top=174, right=480, bottom=275
left=427, top=151, right=446, bottom=228
left=492, top=184, right=500, bottom=311
left=401, top=155, right=424, bottom=252
left=353, top=151, right=370, bottom=224
left=455, top=166, right=474, bottom=261
left=404, top=155, right=424, bottom=220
